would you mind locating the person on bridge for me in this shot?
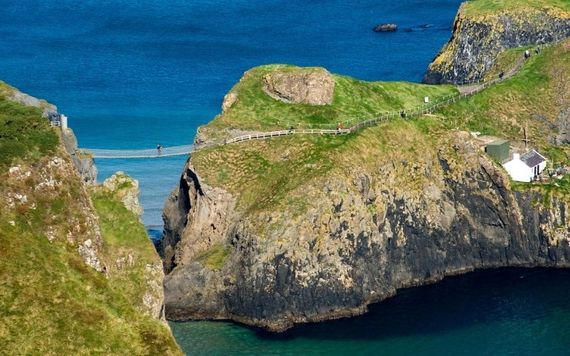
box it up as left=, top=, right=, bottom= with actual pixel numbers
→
left=157, top=144, right=162, bottom=155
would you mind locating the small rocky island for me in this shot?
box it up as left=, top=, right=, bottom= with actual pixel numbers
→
left=373, top=23, right=398, bottom=32
left=160, top=0, right=570, bottom=332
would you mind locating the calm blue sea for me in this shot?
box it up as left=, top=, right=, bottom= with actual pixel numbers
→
left=4, top=1, right=569, bottom=354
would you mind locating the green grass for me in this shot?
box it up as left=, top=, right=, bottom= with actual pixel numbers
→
left=437, top=41, right=568, bottom=144
left=201, top=65, right=457, bottom=140
left=196, top=244, right=230, bottom=270
left=194, top=133, right=354, bottom=212
left=0, top=187, right=181, bottom=354
left=194, top=40, right=570, bottom=217
left=0, top=91, right=58, bottom=169
left=462, top=0, right=570, bottom=16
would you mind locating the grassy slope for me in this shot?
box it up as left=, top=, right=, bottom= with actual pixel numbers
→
left=438, top=41, right=568, bottom=150
left=193, top=39, right=570, bottom=216
left=462, top=0, right=570, bottom=16
left=0, top=83, right=58, bottom=169
left=0, top=92, right=181, bottom=354
left=200, top=65, right=457, bottom=140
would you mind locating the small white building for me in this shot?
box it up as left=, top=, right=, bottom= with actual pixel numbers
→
left=502, top=150, right=547, bottom=182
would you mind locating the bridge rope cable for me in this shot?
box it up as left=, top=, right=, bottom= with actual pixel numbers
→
left=82, top=46, right=536, bottom=159
left=87, top=144, right=194, bottom=159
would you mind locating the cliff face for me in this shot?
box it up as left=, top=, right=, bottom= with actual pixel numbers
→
left=423, top=3, right=570, bottom=84
left=162, top=133, right=570, bottom=331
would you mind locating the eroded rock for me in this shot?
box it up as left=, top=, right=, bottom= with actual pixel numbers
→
left=262, top=68, right=335, bottom=105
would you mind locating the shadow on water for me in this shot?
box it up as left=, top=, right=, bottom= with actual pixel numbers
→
left=249, top=268, right=570, bottom=342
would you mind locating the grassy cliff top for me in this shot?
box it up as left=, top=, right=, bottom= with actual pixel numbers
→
left=0, top=85, right=58, bottom=169
left=462, top=0, right=570, bottom=17
left=199, top=65, right=457, bottom=141
left=193, top=39, right=570, bottom=215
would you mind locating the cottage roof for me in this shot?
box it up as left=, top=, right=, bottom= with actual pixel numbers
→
left=520, top=150, right=546, bottom=168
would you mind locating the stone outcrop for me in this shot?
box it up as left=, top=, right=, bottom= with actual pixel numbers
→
left=61, top=128, right=98, bottom=185
left=159, top=1, right=570, bottom=334
left=102, top=172, right=144, bottom=217
left=262, top=68, right=335, bottom=105
left=161, top=131, right=570, bottom=331
left=3, top=84, right=58, bottom=118
left=222, top=92, right=238, bottom=113
left=423, top=4, right=570, bottom=84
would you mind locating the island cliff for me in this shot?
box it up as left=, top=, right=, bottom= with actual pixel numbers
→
left=424, top=1, right=570, bottom=84
left=161, top=1, right=570, bottom=332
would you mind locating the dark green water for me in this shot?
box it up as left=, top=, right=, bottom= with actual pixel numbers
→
left=171, top=268, right=570, bottom=355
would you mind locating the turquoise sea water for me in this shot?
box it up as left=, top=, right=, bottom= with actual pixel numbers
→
left=172, top=268, right=570, bottom=355
left=3, top=1, right=570, bottom=354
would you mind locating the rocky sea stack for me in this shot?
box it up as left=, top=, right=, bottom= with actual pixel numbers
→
left=161, top=1, right=570, bottom=332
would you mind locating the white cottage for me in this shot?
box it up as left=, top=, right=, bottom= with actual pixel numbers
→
left=502, top=150, right=547, bottom=182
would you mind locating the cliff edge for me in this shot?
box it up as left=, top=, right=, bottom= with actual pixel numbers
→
left=423, top=0, right=570, bottom=84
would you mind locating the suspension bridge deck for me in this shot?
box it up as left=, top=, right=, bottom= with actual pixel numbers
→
left=86, top=145, right=194, bottom=159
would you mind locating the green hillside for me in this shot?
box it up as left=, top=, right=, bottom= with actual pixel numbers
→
left=0, top=91, right=181, bottom=354
left=462, top=0, right=570, bottom=16
left=193, top=39, right=570, bottom=214
left=199, top=65, right=457, bottom=141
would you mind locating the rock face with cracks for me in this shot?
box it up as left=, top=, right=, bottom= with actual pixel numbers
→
left=161, top=132, right=570, bottom=332
left=423, top=3, right=570, bottom=84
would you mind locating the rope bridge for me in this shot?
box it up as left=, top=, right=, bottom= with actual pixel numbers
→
left=87, top=145, right=194, bottom=159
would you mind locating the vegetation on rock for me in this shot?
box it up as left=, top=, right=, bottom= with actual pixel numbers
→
left=198, top=64, right=457, bottom=142
left=0, top=83, right=58, bottom=169
left=0, top=89, right=181, bottom=354
left=192, top=39, right=569, bottom=214
left=462, top=0, right=570, bottom=17
left=163, top=35, right=570, bottom=331
left=424, top=0, right=569, bottom=83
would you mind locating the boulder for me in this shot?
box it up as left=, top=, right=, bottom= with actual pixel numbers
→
left=262, top=68, right=335, bottom=105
